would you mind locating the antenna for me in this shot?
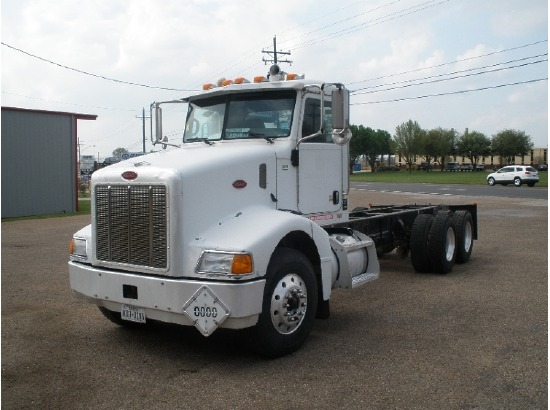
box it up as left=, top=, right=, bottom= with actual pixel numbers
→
left=262, top=36, right=292, bottom=66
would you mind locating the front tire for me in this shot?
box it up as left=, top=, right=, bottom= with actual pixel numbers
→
left=250, top=248, right=318, bottom=358
left=487, top=177, right=495, bottom=186
left=514, top=177, right=522, bottom=187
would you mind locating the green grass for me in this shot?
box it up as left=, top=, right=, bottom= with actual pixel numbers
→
left=350, top=169, right=548, bottom=187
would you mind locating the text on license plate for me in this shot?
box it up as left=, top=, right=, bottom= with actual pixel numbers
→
left=121, top=304, right=146, bottom=323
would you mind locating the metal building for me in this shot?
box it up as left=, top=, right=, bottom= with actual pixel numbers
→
left=1, top=107, right=97, bottom=218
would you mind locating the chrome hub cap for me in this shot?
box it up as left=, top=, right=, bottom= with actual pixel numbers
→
left=270, top=273, right=307, bottom=335
left=445, top=226, right=456, bottom=261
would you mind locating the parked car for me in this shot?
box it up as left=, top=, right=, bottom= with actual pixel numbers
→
left=418, top=162, right=432, bottom=171
left=445, top=162, right=460, bottom=171
left=487, top=165, right=539, bottom=187
left=460, top=163, right=473, bottom=171
left=538, top=164, right=547, bottom=171
left=475, top=164, right=485, bottom=171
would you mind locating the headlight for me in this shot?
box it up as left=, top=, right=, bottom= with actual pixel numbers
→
left=197, top=251, right=253, bottom=276
left=69, top=238, right=87, bottom=260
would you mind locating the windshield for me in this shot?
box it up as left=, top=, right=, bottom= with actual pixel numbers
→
left=183, top=90, right=296, bottom=142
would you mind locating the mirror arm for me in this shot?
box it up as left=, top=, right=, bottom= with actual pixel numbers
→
left=296, top=84, right=326, bottom=149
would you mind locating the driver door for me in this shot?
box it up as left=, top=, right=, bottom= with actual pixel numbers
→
left=297, top=97, right=347, bottom=216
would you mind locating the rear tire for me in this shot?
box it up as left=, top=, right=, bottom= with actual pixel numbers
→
left=410, top=214, right=434, bottom=273
left=453, top=211, right=474, bottom=263
left=428, top=213, right=457, bottom=274
left=250, top=248, right=318, bottom=358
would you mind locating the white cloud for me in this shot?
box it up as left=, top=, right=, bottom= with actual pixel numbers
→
left=1, top=0, right=547, bottom=156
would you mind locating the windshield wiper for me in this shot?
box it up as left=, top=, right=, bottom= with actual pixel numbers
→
left=248, top=131, right=274, bottom=144
left=186, top=137, right=214, bottom=145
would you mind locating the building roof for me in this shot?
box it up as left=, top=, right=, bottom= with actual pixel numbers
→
left=2, top=106, right=97, bottom=120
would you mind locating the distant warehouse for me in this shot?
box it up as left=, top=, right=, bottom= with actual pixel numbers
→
left=1, top=107, right=97, bottom=218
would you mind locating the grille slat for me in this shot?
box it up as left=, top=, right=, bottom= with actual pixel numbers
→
left=95, top=185, right=167, bottom=269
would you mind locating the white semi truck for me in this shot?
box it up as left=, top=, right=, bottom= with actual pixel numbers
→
left=69, top=65, right=477, bottom=357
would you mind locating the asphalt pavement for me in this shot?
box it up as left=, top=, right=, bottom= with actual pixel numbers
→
left=2, top=189, right=547, bottom=409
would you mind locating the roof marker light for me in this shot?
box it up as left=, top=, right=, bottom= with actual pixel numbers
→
left=222, top=79, right=233, bottom=87
left=234, top=77, right=249, bottom=84
left=202, top=83, right=214, bottom=90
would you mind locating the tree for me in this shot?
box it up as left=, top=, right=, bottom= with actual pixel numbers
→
left=112, top=147, right=129, bottom=159
left=349, top=124, right=366, bottom=170
left=421, top=129, right=444, bottom=171
left=456, top=130, right=491, bottom=166
left=394, top=120, right=424, bottom=172
left=425, top=127, right=455, bottom=170
left=349, top=125, right=391, bottom=172
left=373, top=129, right=392, bottom=168
left=491, top=129, right=533, bottom=165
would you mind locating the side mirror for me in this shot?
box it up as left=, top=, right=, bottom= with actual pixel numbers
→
left=331, top=87, right=349, bottom=129
left=155, top=105, right=163, bottom=143
left=331, top=87, right=351, bottom=145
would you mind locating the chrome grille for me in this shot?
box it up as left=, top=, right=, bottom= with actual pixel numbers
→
left=95, top=185, right=167, bottom=269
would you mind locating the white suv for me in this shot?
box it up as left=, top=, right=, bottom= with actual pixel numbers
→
left=487, top=165, right=539, bottom=187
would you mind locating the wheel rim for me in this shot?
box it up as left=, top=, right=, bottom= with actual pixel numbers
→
left=270, top=273, right=307, bottom=335
left=463, top=221, right=473, bottom=253
left=445, top=226, right=456, bottom=261
left=514, top=178, right=521, bottom=186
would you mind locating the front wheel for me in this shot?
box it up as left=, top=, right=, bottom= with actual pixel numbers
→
left=487, top=177, right=495, bottom=186
left=250, top=248, right=318, bottom=358
left=514, top=177, right=522, bottom=187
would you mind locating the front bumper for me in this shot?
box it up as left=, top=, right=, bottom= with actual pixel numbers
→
left=69, top=261, right=265, bottom=332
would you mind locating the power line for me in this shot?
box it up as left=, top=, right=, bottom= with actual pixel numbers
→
left=279, top=0, right=403, bottom=47
left=350, top=77, right=548, bottom=105
left=351, top=53, right=548, bottom=93
left=1, top=42, right=198, bottom=92
left=352, top=57, right=548, bottom=95
left=348, top=39, right=548, bottom=86
left=288, top=0, right=451, bottom=51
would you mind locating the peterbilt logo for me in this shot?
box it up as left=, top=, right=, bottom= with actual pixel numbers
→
left=121, top=171, right=138, bottom=180
left=232, top=180, right=247, bottom=189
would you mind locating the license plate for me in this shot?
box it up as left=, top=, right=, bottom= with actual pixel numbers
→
left=121, top=304, right=146, bottom=323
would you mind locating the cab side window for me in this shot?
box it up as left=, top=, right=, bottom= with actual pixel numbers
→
left=302, top=98, right=333, bottom=143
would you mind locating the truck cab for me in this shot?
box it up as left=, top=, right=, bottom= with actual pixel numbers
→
left=69, top=66, right=379, bottom=357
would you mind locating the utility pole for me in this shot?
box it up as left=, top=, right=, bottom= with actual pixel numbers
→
left=262, top=35, right=292, bottom=66
left=136, top=108, right=150, bottom=153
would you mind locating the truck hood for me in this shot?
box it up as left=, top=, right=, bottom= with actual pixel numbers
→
left=95, top=140, right=284, bottom=178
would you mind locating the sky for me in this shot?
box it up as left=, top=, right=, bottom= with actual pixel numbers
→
left=1, top=0, right=548, bottom=160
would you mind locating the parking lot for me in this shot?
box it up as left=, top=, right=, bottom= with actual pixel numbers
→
left=2, top=189, right=547, bottom=409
